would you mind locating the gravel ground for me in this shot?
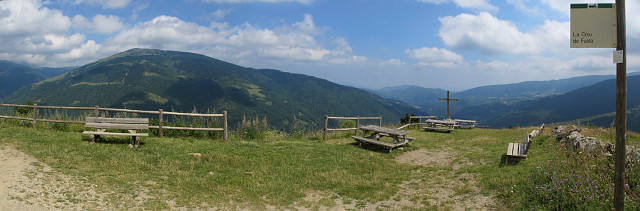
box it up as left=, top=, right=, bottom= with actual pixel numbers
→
left=0, top=145, right=110, bottom=211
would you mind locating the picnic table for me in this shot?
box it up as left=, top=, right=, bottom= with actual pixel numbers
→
left=351, top=125, right=415, bottom=152
left=423, top=119, right=457, bottom=132
left=454, top=119, right=477, bottom=129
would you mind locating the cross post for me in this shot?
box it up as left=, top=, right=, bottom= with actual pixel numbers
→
left=438, top=90, right=458, bottom=120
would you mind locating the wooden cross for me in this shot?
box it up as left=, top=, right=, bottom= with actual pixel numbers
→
left=438, top=90, right=458, bottom=120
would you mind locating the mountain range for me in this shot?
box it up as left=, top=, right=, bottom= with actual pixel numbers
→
left=373, top=74, right=640, bottom=131
left=3, top=49, right=423, bottom=129
left=0, top=61, right=75, bottom=98
left=2, top=48, right=638, bottom=132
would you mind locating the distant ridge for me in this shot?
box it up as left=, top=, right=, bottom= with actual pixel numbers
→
left=0, top=61, right=47, bottom=98
left=455, top=75, right=640, bottom=131
left=5, top=48, right=424, bottom=128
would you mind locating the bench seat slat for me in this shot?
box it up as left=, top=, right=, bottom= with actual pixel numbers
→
left=424, top=127, right=454, bottom=131
left=83, top=131, right=149, bottom=137
left=85, top=123, right=149, bottom=130
left=86, top=117, right=149, bottom=124
left=351, top=136, right=408, bottom=148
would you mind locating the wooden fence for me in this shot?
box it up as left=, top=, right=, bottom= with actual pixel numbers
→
left=322, top=115, right=381, bottom=141
left=0, top=104, right=228, bottom=141
left=397, top=115, right=437, bottom=129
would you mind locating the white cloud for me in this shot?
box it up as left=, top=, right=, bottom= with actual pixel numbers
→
left=406, top=47, right=463, bottom=63
left=72, top=14, right=124, bottom=34
left=103, top=14, right=352, bottom=64
left=130, top=3, right=149, bottom=21
left=210, top=9, right=231, bottom=20
left=92, top=15, right=123, bottom=34
left=532, top=20, right=570, bottom=53
left=0, top=0, right=71, bottom=37
left=506, top=0, right=543, bottom=17
left=202, top=0, right=313, bottom=5
left=438, top=12, right=538, bottom=55
left=72, top=0, right=132, bottom=9
left=293, top=14, right=323, bottom=35
left=72, top=15, right=92, bottom=29
left=417, top=0, right=497, bottom=12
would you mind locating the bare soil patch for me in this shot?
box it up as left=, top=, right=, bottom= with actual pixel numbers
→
left=0, top=145, right=112, bottom=210
left=394, top=148, right=497, bottom=210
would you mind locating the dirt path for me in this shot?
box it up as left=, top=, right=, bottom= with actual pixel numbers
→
left=394, top=148, right=496, bottom=210
left=0, top=145, right=110, bottom=210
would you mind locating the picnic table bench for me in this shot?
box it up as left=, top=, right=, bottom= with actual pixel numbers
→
left=423, top=119, right=457, bottom=132
left=506, top=133, right=531, bottom=161
left=453, top=119, right=476, bottom=129
left=351, top=125, right=415, bottom=152
left=83, top=117, right=149, bottom=148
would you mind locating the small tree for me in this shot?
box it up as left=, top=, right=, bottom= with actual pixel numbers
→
left=13, top=100, right=34, bottom=117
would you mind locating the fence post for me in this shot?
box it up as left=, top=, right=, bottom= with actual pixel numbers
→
left=158, top=109, right=164, bottom=138
left=323, top=115, right=328, bottom=141
left=94, top=105, right=99, bottom=117
left=355, top=116, right=360, bottom=136
left=223, top=110, right=228, bottom=141
left=32, top=104, right=38, bottom=130
left=378, top=116, right=382, bottom=126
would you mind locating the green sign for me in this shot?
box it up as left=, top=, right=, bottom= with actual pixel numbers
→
left=570, top=3, right=617, bottom=48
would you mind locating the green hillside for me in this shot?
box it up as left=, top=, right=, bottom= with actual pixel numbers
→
left=0, top=61, right=47, bottom=98
left=5, top=49, right=423, bottom=129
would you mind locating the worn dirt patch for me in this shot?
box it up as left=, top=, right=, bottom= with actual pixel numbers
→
left=393, top=148, right=497, bottom=210
left=0, top=145, right=112, bottom=210
left=394, top=148, right=454, bottom=167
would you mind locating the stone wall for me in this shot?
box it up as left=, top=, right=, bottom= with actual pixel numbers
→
left=551, top=125, right=640, bottom=164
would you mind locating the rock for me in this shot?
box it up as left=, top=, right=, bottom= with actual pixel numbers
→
left=551, top=125, right=580, bottom=142
left=550, top=125, right=639, bottom=165
left=189, top=153, right=202, bottom=158
left=530, top=129, right=540, bottom=138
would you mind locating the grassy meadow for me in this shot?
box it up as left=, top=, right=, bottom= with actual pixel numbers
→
left=0, top=118, right=639, bottom=210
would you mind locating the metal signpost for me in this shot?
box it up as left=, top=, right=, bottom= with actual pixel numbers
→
left=571, top=1, right=626, bottom=210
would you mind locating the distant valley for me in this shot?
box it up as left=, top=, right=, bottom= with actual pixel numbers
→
left=372, top=73, right=640, bottom=132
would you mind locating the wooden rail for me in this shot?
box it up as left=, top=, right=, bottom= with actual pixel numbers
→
left=397, top=116, right=437, bottom=129
left=0, top=104, right=228, bottom=141
left=322, top=115, right=382, bottom=141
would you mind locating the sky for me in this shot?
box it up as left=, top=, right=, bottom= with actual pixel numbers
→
left=1, top=0, right=639, bottom=91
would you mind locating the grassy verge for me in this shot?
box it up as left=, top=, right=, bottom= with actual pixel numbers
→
left=1, top=121, right=638, bottom=209
left=0, top=124, right=415, bottom=209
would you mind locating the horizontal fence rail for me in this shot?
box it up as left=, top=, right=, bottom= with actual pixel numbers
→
left=322, top=115, right=382, bottom=141
left=397, top=116, right=438, bottom=130
left=0, top=104, right=228, bottom=141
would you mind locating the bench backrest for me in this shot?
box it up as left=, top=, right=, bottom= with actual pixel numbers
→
left=85, top=117, right=149, bottom=130
left=522, top=132, right=531, bottom=155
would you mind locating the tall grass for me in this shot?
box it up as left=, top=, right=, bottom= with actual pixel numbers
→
left=488, top=127, right=640, bottom=210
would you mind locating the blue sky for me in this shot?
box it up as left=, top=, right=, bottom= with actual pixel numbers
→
left=1, top=0, right=639, bottom=90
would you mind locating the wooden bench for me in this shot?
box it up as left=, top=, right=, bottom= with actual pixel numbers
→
left=453, top=119, right=476, bottom=129
left=351, top=125, right=415, bottom=152
left=83, top=117, right=149, bottom=148
left=423, top=119, right=457, bottom=132
left=507, top=133, right=531, bottom=160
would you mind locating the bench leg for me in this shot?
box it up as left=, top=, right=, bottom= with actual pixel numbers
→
left=129, top=136, right=140, bottom=149
left=90, top=135, right=101, bottom=144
